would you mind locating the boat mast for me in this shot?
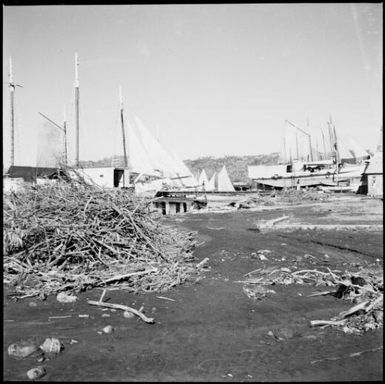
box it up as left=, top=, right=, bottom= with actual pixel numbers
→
left=9, top=57, right=16, bottom=166
left=321, top=127, right=327, bottom=160
left=286, top=120, right=312, bottom=162
left=63, top=105, right=68, bottom=166
left=307, top=118, right=313, bottom=162
left=329, top=116, right=339, bottom=185
left=119, top=86, right=128, bottom=168
left=74, top=52, right=80, bottom=167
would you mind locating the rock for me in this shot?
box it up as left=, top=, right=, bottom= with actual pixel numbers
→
left=26, top=366, right=46, bottom=380
left=56, top=292, right=77, bottom=303
left=277, top=327, right=294, bottom=339
left=123, top=311, right=134, bottom=319
left=40, top=338, right=63, bottom=354
left=102, top=325, right=114, bottom=334
left=259, top=254, right=268, bottom=261
left=8, top=341, right=38, bottom=358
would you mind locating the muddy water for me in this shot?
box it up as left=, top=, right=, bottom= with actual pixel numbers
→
left=3, top=199, right=383, bottom=381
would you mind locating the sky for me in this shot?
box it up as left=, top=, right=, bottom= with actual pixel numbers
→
left=3, top=3, right=383, bottom=167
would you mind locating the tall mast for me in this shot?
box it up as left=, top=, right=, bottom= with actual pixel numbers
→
left=327, top=119, right=334, bottom=156
left=307, top=118, right=313, bottom=161
left=321, top=127, right=327, bottom=160
left=9, top=57, right=15, bottom=166
left=119, top=86, right=128, bottom=168
left=330, top=117, right=340, bottom=185
left=74, top=52, right=80, bottom=167
left=63, top=105, right=68, bottom=167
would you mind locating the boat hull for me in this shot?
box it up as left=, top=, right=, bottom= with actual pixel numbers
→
left=254, top=165, right=365, bottom=189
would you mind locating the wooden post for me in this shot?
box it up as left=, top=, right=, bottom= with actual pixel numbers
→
left=119, top=86, right=128, bottom=168
left=74, top=53, right=80, bottom=167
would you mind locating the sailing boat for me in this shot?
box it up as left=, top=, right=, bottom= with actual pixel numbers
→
left=248, top=119, right=369, bottom=190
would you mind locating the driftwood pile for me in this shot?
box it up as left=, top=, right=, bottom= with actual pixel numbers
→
left=4, top=180, right=201, bottom=299
left=239, top=266, right=383, bottom=334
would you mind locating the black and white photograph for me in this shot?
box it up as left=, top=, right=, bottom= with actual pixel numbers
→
left=3, top=2, right=383, bottom=381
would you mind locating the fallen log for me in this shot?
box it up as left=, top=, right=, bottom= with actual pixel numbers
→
left=87, top=300, right=155, bottom=324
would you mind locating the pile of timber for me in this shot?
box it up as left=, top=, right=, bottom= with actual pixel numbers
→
left=3, top=179, right=201, bottom=299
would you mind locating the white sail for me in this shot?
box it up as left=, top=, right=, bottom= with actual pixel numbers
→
left=168, top=149, right=198, bottom=187
left=197, top=169, right=209, bottom=188
left=338, top=134, right=369, bottom=159
left=206, top=172, right=216, bottom=191
left=126, top=117, right=159, bottom=176
left=217, top=165, right=235, bottom=192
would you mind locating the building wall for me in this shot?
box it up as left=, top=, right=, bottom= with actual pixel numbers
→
left=367, top=174, right=383, bottom=197
left=80, top=167, right=115, bottom=188
left=77, top=168, right=131, bottom=188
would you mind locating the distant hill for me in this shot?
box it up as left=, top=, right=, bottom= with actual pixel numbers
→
left=185, top=153, right=280, bottom=183
left=79, top=153, right=281, bottom=183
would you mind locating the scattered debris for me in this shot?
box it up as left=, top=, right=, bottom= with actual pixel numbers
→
left=49, top=315, right=72, bottom=320
left=156, top=296, right=176, bottom=302
left=311, top=345, right=383, bottom=365
left=102, top=325, right=114, bottom=334
left=8, top=341, right=38, bottom=358
left=26, top=366, right=46, bottom=380
left=243, top=285, right=276, bottom=300
left=241, top=265, right=383, bottom=334
left=196, top=257, right=210, bottom=269
left=57, top=292, right=77, bottom=303
left=40, top=338, right=63, bottom=354
left=88, top=300, right=154, bottom=323
left=123, top=311, right=135, bottom=319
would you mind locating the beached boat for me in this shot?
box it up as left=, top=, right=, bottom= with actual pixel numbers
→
left=248, top=119, right=369, bottom=189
